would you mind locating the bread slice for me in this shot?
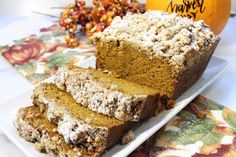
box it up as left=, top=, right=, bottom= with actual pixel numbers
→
left=54, top=66, right=163, bottom=121
left=32, top=83, right=133, bottom=153
left=93, top=11, right=220, bottom=99
left=16, top=106, right=100, bottom=157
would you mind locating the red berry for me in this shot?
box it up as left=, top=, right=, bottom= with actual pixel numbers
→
left=60, top=0, right=145, bottom=47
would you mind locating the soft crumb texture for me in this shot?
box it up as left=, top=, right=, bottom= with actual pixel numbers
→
left=94, top=11, right=219, bottom=69
left=46, top=101, right=109, bottom=152
left=32, top=83, right=133, bottom=153
left=122, top=130, right=135, bottom=144
left=54, top=66, right=160, bottom=121
left=16, top=106, right=100, bottom=157
left=34, top=142, right=46, bottom=153
left=93, top=11, right=220, bottom=99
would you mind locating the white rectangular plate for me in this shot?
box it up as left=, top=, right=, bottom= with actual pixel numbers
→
left=0, top=56, right=228, bottom=157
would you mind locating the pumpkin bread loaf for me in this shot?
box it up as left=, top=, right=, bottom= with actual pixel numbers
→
left=16, top=106, right=100, bottom=157
left=54, top=66, right=164, bottom=121
left=32, top=83, right=133, bottom=153
left=93, top=11, right=220, bottom=99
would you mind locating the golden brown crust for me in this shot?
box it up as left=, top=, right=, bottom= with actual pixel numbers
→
left=16, top=106, right=100, bottom=157
left=54, top=66, right=161, bottom=121
left=32, top=83, right=134, bottom=152
left=173, top=39, right=219, bottom=99
left=94, top=11, right=220, bottom=99
left=95, top=40, right=219, bottom=100
left=93, top=11, right=219, bottom=71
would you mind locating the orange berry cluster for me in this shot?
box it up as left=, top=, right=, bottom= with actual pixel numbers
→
left=60, top=0, right=145, bottom=47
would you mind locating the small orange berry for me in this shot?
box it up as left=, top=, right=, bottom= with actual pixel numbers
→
left=101, top=15, right=108, bottom=21
left=107, top=17, right=113, bottom=24
left=85, top=23, right=92, bottom=30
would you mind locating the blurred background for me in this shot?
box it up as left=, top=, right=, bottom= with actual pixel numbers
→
left=0, top=0, right=74, bottom=16
left=0, top=0, right=234, bottom=16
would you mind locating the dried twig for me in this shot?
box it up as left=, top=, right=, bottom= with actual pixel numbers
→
left=31, top=11, right=60, bottom=18
left=50, top=7, right=66, bottom=10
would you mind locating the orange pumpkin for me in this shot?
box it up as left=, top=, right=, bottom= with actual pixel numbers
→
left=146, top=0, right=231, bottom=34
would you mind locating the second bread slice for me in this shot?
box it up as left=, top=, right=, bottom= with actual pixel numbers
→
left=32, top=83, right=133, bottom=153
left=55, top=66, right=163, bottom=121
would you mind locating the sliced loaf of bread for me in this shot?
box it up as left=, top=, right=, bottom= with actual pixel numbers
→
left=16, top=106, right=100, bottom=157
left=54, top=66, right=165, bottom=121
left=32, top=83, right=133, bottom=153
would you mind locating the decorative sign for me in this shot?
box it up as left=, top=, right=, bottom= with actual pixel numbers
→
left=146, top=0, right=231, bottom=34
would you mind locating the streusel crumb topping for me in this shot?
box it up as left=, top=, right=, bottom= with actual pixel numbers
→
left=93, top=11, right=219, bottom=70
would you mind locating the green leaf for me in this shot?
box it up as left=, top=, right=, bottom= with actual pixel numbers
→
left=178, top=111, right=199, bottom=122
left=172, top=111, right=223, bottom=145
left=65, top=51, right=83, bottom=55
left=155, top=130, right=179, bottom=147
left=52, top=31, right=65, bottom=37
left=205, top=101, right=224, bottom=110
left=16, top=62, right=37, bottom=73
left=26, top=73, right=49, bottom=84
left=39, top=34, right=52, bottom=41
left=46, top=51, right=81, bottom=69
left=196, top=97, right=224, bottom=110
left=223, top=108, right=236, bottom=129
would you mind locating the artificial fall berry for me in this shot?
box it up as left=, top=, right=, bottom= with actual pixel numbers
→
left=107, top=17, right=113, bottom=24
left=65, top=35, right=71, bottom=42
left=59, top=18, right=65, bottom=26
left=85, top=23, right=93, bottom=30
left=60, top=0, right=145, bottom=47
left=101, top=15, right=108, bottom=21
left=76, top=0, right=85, bottom=6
